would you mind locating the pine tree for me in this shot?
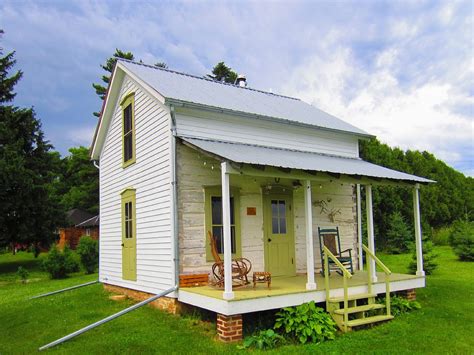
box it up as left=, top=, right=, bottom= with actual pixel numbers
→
left=385, top=211, right=412, bottom=254
left=207, top=62, right=238, bottom=83
left=409, top=235, right=438, bottom=275
left=92, top=49, right=134, bottom=117
left=0, top=31, right=64, bottom=254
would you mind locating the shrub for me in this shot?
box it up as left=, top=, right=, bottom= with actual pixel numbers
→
left=378, top=295, right=421, bottom=316
left=16, top=266, right=29, bottom=284
left=77, top=236, right=99, bottom=274
left=274, top=301, right=336, bottom=344
left=238, top=329, right=285, bottom=350
left=385, top=211, right=412, bottom=254
left=408, top=235, right=438, bottom=275
left=42, top=246, right=80, bottom=279
left=449, top=220, right=474, bottom=261
left=432, top=226, right=452, bottom=246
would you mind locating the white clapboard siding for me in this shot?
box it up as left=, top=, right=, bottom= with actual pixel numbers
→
left=175, top=108, right=359, bottom=158
left=99, top=75, right=173, bottom=295
left=177, top=143, right=358, bottom=275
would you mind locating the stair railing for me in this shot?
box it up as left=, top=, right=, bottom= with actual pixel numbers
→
left=323, top=246, right=352, bottom=333
left=362, top=244, right=392, bottom=317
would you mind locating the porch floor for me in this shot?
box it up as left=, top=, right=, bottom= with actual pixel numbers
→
left=180, top=271, right=421, bottom=301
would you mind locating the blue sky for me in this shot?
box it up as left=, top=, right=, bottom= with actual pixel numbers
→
left=2, top=0, right=473, bottom=175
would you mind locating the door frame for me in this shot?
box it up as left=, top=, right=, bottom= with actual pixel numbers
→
left=121, top=188, right=137, bottom=281
left=262, top=188, right=296, bottom=276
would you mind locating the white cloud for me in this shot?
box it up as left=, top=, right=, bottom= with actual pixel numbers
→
left=2, top=0, right=472, bottom=175
left=283, top=45, right=473, bottom=174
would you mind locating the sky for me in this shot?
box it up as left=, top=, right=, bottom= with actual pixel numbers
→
left=2, top=0, right=473, bottom=175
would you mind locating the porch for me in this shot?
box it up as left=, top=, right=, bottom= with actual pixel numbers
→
left=178, top=271, right=425, bottom=315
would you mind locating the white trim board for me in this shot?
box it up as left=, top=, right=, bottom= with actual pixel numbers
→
left=178, top=277, right=425, bottom=316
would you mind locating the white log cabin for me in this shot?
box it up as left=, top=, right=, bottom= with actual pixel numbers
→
left=90, top=59, right=433, bottom=340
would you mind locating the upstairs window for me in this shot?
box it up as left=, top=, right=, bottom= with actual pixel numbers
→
left=121, top=93, right=135, bottom=167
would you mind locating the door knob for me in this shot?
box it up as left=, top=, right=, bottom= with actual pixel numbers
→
left=121, top=243, right=124, bottom=247
left=268, top=238, right=272, bottom=242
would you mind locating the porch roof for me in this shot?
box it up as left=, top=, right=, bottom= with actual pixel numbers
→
left=180, top=137, right=434, bottom=184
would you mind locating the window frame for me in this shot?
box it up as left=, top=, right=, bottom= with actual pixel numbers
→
left=121, top=188, right=136, bottom=242
left=121, top=92, right=136, bottom=168
left=204, top=186, right=241, bottom=261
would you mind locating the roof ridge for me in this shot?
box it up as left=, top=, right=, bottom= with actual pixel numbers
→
left=117, top=58, right=301, bottom=101
left=179, top=135, right=362, bottom=161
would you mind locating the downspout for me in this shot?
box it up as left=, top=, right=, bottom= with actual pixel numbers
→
left=170, top=105, right=180, bottom=291
left=92, top=159, right=101, bottom=283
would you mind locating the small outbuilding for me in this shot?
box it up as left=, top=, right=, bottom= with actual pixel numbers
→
left=90, top=59, right=433, bottom=341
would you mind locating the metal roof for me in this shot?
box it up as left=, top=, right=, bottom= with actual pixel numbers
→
left=119, top=60, right=371, bottom=137
left=181, top=137, right=434, bottom=184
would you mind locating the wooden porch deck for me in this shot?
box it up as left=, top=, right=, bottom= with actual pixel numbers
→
left=181, top=271, right=421, bottom=301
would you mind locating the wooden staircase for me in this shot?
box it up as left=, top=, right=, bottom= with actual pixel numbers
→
left=323, top=244, right=394, bottom=333
left=327, top=292, right=393, bottom=331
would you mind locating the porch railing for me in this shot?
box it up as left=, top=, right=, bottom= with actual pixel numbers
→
left=362, top=244, right=392, bottom=316
left=323, top=246, right=352, bottom=332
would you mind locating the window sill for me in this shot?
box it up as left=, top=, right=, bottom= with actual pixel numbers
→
left=122, top=158, right=136, bottom=169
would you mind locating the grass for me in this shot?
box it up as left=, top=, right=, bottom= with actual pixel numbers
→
left=0, top=247, right=473, bottom=354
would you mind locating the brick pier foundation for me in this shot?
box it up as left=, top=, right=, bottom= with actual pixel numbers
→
left=217, top=314, right=243, bottom=343
left=397, top=288, right=417, bottom=301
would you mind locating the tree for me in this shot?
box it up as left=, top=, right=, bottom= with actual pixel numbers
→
left=155, top=62, right=168, bottom=69
left=92, top=49, right=134, bottom=116
left=0, top=33, right=64, bottom=253
left=56, top=146, right=99, bottom=214
left=359, top=138, right=474, bottom=247
left=385, top=211, right=412, bottom=254
left=207, top=61, right=238, bottom=83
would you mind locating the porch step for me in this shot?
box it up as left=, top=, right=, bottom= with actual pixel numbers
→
left=329, top=293, right=377, bottom=303
left=346, top=314, right=394, bottom=327
left=333, top=303, right=385, bottom=315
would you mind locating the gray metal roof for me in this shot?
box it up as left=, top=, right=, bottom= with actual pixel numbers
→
left=181, top=137, right=434, bottom=184
left=119, top=60, right=371, bottom=137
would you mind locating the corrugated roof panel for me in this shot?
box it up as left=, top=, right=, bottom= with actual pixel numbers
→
left=119, top=60, right=370, bottom=137
left=181, top=137, right=434, bottom=184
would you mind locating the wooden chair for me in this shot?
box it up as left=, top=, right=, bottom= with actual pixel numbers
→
left=318, top=227, right=354, bottom=276
left=208, top=231, right=252, bottom=288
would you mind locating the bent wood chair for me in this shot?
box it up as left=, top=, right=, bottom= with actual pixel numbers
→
left=208, top=231, right=252, bottom=288
left=318, top=227, right=354, bottom=276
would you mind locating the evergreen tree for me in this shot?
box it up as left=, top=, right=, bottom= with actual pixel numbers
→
left=208, top=61, right=238, bottom=83
left=155, top=62, right=168, bottom=69
left=92, top=49, right=134, bottom=117
left=0, top=32, right=64, bottom=253
left=385, top=211, right=412, bottom=254
left=409, top=235, right=438, bottom=274
left=56, top=146, right=99, bottom=214
left=359, top=138, right=474, bottom=249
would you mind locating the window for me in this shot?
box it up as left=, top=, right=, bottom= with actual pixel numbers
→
left=271, top=200, right=287, bottom=234
left=121, top=189, right=136, bottom=240
left=121, top=93, right=135, bottom=167
left=205, top=186, right=241, bottom=260
left=85, top=228, right=91, bottom=236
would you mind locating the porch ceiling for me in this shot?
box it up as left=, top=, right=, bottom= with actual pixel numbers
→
left=180, top=137, right=434, bottom=186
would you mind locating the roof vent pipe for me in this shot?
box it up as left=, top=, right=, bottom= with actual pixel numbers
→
left=236, top=74, right=247, bottom=87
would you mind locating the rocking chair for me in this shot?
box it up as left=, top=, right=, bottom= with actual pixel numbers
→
left=208, top=231, right=252, bottom=288
left=318, top=227, right=354, bottom=276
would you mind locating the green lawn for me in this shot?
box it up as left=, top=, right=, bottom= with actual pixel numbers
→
left=0, top=247, right=472, bottom=354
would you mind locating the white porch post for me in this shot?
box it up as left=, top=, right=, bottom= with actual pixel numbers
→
left=413, top=184, right=425, bottom=276
left=304, top=180, right=316, bottom=290
left=356, top=184, right=363, bottom=270
left=221, top=162, right=234, bottom=300
left=365, top=185, right=377, bottom=282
